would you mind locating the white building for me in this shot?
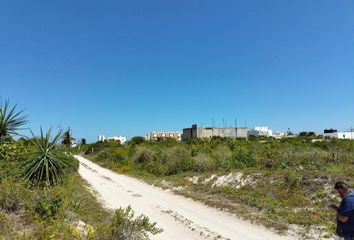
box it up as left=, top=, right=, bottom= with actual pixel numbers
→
left=272, top=131, right=288, bottom=139
left=98, top=135, right=105, bottom=142
left=145, top=131, right=182, bottom=141
left=248, top=126, right=273, bottom=137
left=323, top=129, right=354, bottom=140
left=98, top=135, right=127, bottom=144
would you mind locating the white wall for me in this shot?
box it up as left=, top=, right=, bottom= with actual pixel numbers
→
left=338, top=132, right=354, bottom=140
left=324, top=132, right=354, bottom=140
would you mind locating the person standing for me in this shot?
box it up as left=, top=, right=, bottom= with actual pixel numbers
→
left=333, top=182, right=354, bottom=240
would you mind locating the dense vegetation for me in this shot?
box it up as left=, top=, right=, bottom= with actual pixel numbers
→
left=79, top=136, right=354, bottom=238
left=0, top=100, right=162, bottom=240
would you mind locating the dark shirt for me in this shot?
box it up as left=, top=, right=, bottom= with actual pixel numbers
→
left=339, top=190, right=354, bottom=236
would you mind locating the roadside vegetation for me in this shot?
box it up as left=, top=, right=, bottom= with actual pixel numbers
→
left=77, top=135, right=354, bottom=239
left=0, top=100, right=162, bottom=240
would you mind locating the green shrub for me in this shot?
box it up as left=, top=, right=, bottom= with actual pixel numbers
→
left=193, top=153, right=214, bottom=172
left=0, top=142, right=25, bottom=179
left=230, top=149, right=255, bottom=168
left=133, top=146, right=156, bottom=165
left=28, top=189, right=63, bottom=220
left=168, top=157, right=195, bottom=175
left=129, top=137, right=146, bottom=146
left=0, top=178, right=29, bottom=212
left=96, top=149, right=110, bottom=161
left=212, top=145, right=232, bottom=169
left=0, top=142, right=20, bottom=162
left=159, top=146, right=194, bottom=175
left=25, top=222, right=84, bottom=240
left=112, top=148, right=130, bottom=165
left=0, top=212, right=15, bottom=239
left=144, top=163, right=169, bottom=176
left=96, top=206, right=163, bottom=240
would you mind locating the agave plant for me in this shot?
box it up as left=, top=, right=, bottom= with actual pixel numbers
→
left=23, top=128, right=67, bottom=186
left=0, top=100, right=28, bottom=139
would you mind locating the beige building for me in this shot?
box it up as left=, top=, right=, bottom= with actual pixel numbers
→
left=145, top=131, right=182, bottom=141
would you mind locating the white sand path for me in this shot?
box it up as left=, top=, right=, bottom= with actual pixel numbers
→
left=76, top=155, right=294, bottom=240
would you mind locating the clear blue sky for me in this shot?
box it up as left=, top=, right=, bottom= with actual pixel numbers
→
left=1, top=0, right=354, bottom=142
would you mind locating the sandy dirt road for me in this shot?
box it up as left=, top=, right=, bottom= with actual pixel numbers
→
left=76, top=155, right=294, bottom=240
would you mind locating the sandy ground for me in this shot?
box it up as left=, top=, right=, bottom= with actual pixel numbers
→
left=76, top=155, right=294, bottom=240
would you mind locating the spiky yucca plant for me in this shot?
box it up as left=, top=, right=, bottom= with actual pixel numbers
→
left=0, top=100, right=28, bottom=139
left=23, top=128, right=67, bottom=186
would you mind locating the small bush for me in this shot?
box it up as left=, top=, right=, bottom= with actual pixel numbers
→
left=0, top=178, right=29, bottom=212
left=160, top=146, right=194, bottom=175
left=133, top=147, right=156, bottom=165
left=168, top=157, right=195, bottom=175
left=144, top=163, right=168, bottom=176
left=0, top=212, right=15, bottom=239
left=0, top=142, right=21, bottom=162
left=0, top=142, right=25, bottom=179
left=212, top=145, right=232, bottom=169
left=193, top=153, right=214, bottom=172
left=97, top=206, right=163, bottom=240
left=28, top=189, right=63, bottom=220
left=27, top=222, right=85, bottom=240
left=112, top=148, right=130, bottom=165
left=230, top=149, right=256, bottom=168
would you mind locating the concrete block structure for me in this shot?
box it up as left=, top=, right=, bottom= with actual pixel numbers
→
left=182, top=124, right=250, bottom=140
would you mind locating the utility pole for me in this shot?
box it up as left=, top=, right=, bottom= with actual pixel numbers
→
left=235, top=118, right=238, bottom=138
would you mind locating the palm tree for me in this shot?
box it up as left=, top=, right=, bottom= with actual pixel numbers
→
left=0, top=100, right=28, bottom=139
left=80, top=138, right=86, bottom=145
left=61, top=127, right=75, bottom=148
left=23, top=128, right=68, bottom=186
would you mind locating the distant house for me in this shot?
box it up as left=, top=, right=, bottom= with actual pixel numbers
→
left=248, top=126, right=273, bottom=137
left=145, top=131, right=182, bottom=141
left=98, top=135, right=127, bottom=144
left=323, top=129, right=354, bottom=140
left=272, top=131, right=289, bottom=139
